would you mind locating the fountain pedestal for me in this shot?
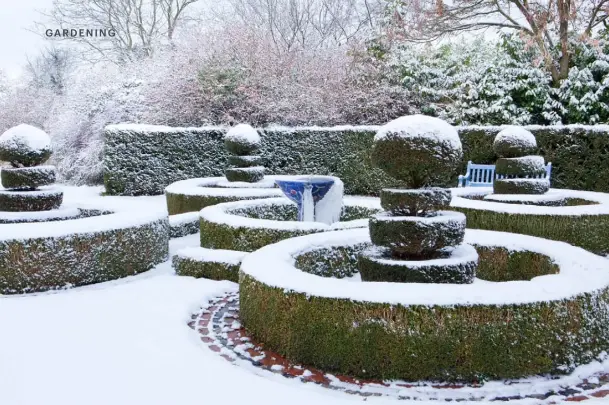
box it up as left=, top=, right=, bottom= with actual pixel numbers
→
left=275, top=176, right=343, bottom=225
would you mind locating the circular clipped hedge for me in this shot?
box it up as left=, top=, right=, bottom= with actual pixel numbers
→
left=0, top=194, right=169, bottom=294
left=239, top=228, right=609, bottom=382
left=0, top=188, right=63, bottom=212
left=165, top=176, right=300, bottom=215
left=199, top=196, right=381, bottom=252
left=451, top=188, right=609, bottom=256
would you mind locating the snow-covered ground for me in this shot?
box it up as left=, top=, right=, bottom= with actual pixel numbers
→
left=0, top=186, right=608, bottom=405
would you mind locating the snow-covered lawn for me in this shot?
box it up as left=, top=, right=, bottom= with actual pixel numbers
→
left=0, top=234, right=366, bottom=405
left=0, top=187, right=607, bottom=405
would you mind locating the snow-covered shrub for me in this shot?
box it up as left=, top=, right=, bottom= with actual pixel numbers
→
left=0, top=209, right=169, bottom=294
left=240, top=228, right=609, bottom=381
left=199, top=198, right=379, bottom=252
left=224, top=124, right=265, bottom=182
left=390, top=35, right=559, bottom=126
left=556, top=40, right=609, bottom=124
left=452, top=187, right=609, bottom=256
left=370, top=115, right=463, bottom=188
left=173, top=248, right=246, bottom=283
left=164, top=177, right=284, bottom=216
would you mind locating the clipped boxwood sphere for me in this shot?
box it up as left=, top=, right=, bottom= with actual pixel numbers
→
left=228, top=155, right=262, bottom=168
left=358, top=244, right=477, bottom=284
left=380, top=188, right=451, bottom=216
left=0, top=124, right=52, bottom=167
left=369, top=211, right=466, bottom=257
left=494, top=178, right=550, bottom=195
left=496, top=156, right=546, bottom=177
left=225, top=167, right=265, bottom=183
left=493, top=127, right=537, bottom=158
left=224, top=124, right=261, bottom=156
left=371, top=115, right=463, bottom=188
left=1, top=166, right=56, bottom=190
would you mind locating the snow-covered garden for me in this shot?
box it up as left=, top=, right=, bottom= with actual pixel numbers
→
left=2, top=115, right=609, bottom=405
left=3, top=0, right=609, bottom=403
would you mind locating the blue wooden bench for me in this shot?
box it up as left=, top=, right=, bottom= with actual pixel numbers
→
left=458, top=161, right=552, bottom=187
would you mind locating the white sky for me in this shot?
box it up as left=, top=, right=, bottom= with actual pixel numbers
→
left=0, top=0, right=55, bottom=78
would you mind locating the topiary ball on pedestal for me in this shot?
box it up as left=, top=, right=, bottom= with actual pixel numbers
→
left=0, top=124, right=52, bottom=167
left=359, top=115, right=477, bottom=284
left=492, top=127, right=549, bottom=195
left=0, top=124, right=62, bottom=212
left=371, top=115, right=463, bottom=188
left=224, top=124, right=265, bottom=183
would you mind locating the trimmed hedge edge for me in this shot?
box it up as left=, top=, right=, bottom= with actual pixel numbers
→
left=173, top=247, right=246, bottom=282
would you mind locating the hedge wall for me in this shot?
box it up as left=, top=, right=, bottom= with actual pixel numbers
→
left=104, top=124, right=609, bottom=196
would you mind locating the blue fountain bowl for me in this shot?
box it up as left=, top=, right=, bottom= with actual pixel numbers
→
left=275, top=177, right=335, bottom=205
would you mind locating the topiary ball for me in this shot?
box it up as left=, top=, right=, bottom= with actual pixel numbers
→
left=493, top=126, right=537, bottom=158
left=224, top=124, right=261, bottom=156
left=371, top=115, right=463, bottom=188
left=0, top=124, right=52, bottom=167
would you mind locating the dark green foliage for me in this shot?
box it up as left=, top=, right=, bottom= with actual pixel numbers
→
left=173, top=254, right=240, bottom=282
left=224, top=167, right=265, bottom=183
left=225, top=138, right=260, bottom=156
left=495, top=157, right=546, bottom=177
left=240, top=273, right=609, bottom=382
left=453, top=207, right=609, bottom=256
left=228, top=155, right=262, bottom=167
left=169, top=217, right=200, bottom=238
left=200, top=203, right=378, bottom=252
left=494, top=179, right=550, bottom=195
left=493, top=137, right=537, bottom=158
left=475, top=247, right=559, bottom=282
left=368, top=213, right=465, bottom=258
left=165, top=189, right=280, bottom=216
left=0, top=218, right=169, bottom=294
left=1, top=166, right=56, bottom=190
left=371, top=135, right=462, bottom=188
left=295, top=244, right=367, bottom=279
left=0, top=148, right=52, bottom=168
left=380, top=188, right=451, bottom=215
left=0, top=189, right=63, bottom=212
left=358, top=246, right=476, bottom=283
left=104, top=125, right=609, bottom=196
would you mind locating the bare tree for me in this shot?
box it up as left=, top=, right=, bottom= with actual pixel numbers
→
left=218, top=0, right=383, bottom=52
left=26, top=47, right=74, bottom=95
left=385, top=0, right=609, bottom=85
left=38, top=0, right=200, bottom=63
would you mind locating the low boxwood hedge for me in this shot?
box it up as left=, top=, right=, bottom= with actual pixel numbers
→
left=165, top=177, right=286, bottom=216
left=0, top=217, right=169, bottom=294
left=173, top=249, right=244, bottom=283
left=239, top=231, right=609, bottom=382
left=199, top=199, right=379, bottom=252
left=453, top=207, right=609, bottom=256
left=104, top=124, right=609, bottom=196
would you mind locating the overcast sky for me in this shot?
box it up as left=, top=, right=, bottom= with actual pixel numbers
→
left=0, top=0, right=54, bottom=78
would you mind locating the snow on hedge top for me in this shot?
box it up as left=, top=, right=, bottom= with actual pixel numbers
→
left=225, top=124, right=260, bottom=146
left=374, top=115, right=462, bottom=152
left=0, top=124, right=52, bottom=154
left=494, top=126, right=537, bottom=149
left=241, top=227, right=609, bottom=307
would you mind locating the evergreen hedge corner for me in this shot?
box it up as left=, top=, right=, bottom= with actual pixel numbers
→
left=103, top=124, right=609, bottom=197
